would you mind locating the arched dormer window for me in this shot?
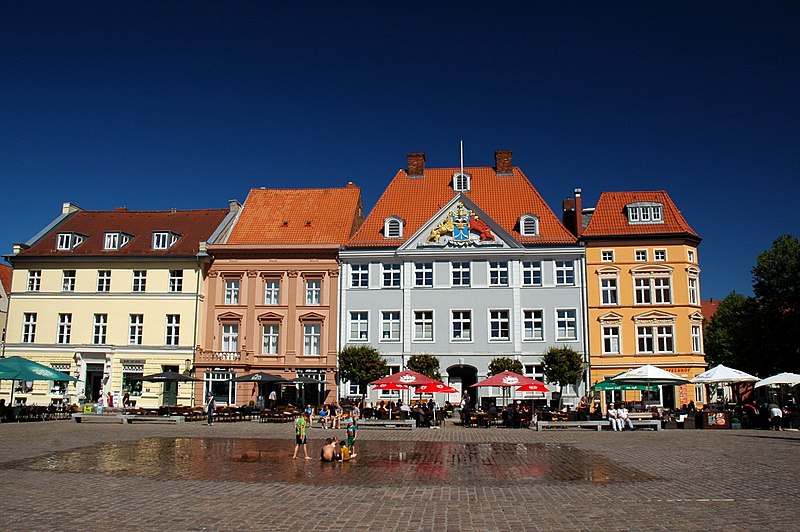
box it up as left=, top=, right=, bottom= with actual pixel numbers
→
left=519, top=214, right=539, bottom=237
left=384, top=217, right=404, bottom=239
left=452, top=171, right=471, bottom=192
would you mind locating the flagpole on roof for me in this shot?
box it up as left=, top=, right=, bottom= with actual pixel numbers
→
left=460, top=140, right=464, bottom=176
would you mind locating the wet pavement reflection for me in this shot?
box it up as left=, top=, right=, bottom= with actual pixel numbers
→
left=6, top=438, right=653, bottom=485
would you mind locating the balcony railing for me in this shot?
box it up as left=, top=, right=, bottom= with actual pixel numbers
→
left=195, top=349, right=253, bottom=366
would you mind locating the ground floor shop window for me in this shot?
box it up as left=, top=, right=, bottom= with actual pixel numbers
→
left=122, top=364, right=144, bottom=398
left=205, top=370, right=234, bottom=405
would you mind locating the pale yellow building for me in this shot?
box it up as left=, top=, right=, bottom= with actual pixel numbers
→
left=2, top=202, right=235, bottom=408
left=570, top=190, right=706, bottom=409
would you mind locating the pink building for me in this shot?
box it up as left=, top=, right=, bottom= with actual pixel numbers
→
left=196, top=185, right=363, bottom=406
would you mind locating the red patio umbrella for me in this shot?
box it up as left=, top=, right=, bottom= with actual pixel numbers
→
left=516, top=382, right=550, bottom=393
left=371, top=382, right=410, bottom=391
left=470, top=371, right=542, bottom=388
left=413, top=382, right=459, bottom=394
left=370, top=370, right=438, bottom=386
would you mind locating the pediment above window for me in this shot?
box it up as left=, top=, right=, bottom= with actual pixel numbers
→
left=257, top=312, right=284, bottom=323
left=631, top=264, right=673, bottom=275
left=689, top=311, right=704, bottom=322
left=633, top=310, right=676, bottom=324
left=596, top=266, right=621, bottom=277
left=298, top=312, right=325, bottom=323
left=598, top=311, right=624, bottom=324
left=217, top=311, right=243, bottom=322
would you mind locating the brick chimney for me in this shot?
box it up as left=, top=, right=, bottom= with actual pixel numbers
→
left=407, top=152, right=426, bottom=178
left=561, top=188, right=583, bottom=237
left=494, top=150, right=513, bottom=175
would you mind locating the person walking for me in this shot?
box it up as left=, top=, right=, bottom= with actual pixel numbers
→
left=205, top=391, right=216, bottom=425
left=293, top=413, right=312, bottom=459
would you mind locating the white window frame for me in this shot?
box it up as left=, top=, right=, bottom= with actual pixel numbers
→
left=165, top=314, right=180, bottom=346
left=27, top=270, right=41, bottom=292
left=351, top=264, right=369, bottom=288
left=169, top=270, right=183, bottom=293
left=264, top=279, right=280, bottom=305
left=56, top=233, right=74, bottom=250
left=601, top=278, right=618, bottom=305
left=451, top=310, right=472, bottom=342
left=349, top=311, right=369, bottom=342
left=262, top=323, right=280, bottom=355
left=93, top=313, right=107, bottom=345
left=601, top=250, right=614, bottom=262
left=413, top=310, right=434, bottom=341
left=415, top=263, right=433, bottom=287
left=555, top=261, right=575, bottom=285
left=453, top=171, right=470, bottom=192
left=97, top=270, right=111, bottom=292
left=62, top=270, right=76, bottom=292
left=522, top=309, right=544, bottom=341
left=132, top=270, right=147, bottom=292
left=654, top=249, right=667, bottom=261
left=224, top=279, right=240, bottom=305
left=635, top=249, right=648, bottom=262
left=384, top=218, right=403, bottom=239
left=656, top=325, right=674, bottom=353
left=152, top=231, right=178, bottom=250
left=636, top=324, right=675, bottom=354
left=522, top=261, right=542, bottom=287
left=22, top=313, right=37, bottom=343
left=380, top=311, right=401, bottom=342
left=57, top=313, right=72, bottom=344
left=382, top=264, right=401, bottom=288
left=221, top=323, right=239, bottom=352
left=303, top=324, right=321, bottom=355
left=688, top=250, right=696, bottom=263
left=489, top=261, right=509, bottom=286
left=691, top=324, right=702, bottom=353
left=602, top=326, right=620, bottom=354
left=555, top=309, right=578, bottom=341
left=305, top=279, right=321, bottom=305
left=688, top=276, right=699, bottom=305
left=489, top=309, right=510, bottom=342
left=451, top=262, right=471, bottom=287
left=129, top=314, right=144, bottom=345
left=520, top=214, right=539, bottom=236
left=104, top=232, right=120, bottom=250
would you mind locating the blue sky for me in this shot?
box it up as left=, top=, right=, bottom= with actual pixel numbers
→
left=2, top=2, right=797, bottom=299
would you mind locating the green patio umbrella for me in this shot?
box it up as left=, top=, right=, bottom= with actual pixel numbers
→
left=0, top=356, right=78, bottom=405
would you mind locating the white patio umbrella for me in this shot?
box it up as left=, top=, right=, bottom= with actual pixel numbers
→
left=754, top=372, right=800, bottom=388
left=611, top=364, right=690, bottom=386
left=691, top=365, right=758, bottom=384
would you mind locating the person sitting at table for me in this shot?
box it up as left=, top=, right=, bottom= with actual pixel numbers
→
left=607, top=404, right=621, bottom=431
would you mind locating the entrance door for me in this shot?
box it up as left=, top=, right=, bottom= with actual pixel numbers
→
left=85, top=363, right=104, bottom=402
left=163, top=365, right=179, bottom=406
left=662, top=385, right=675, bottom=409
left=447, top=364, right=478, bottom=407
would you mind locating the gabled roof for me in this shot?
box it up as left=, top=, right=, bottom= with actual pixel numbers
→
left=0, top=263, right=11, bottom=294
left=14, top=209, right=229, bottom=258
left=347, top=166, right=576, bottom=248
left=582, top=191, right=699, bottom=238
left=225, top=185, right=363, bottom=245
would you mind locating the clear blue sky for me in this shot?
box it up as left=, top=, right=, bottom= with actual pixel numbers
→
left=2, top=2, right=797, bottom=299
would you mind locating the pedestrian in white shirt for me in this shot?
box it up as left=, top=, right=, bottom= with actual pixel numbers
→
left=618, top=405, right=634, bottom=431
left=607, top=405, right=621, bottom=431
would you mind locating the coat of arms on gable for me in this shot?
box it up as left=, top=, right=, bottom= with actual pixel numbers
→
left=423, top=201, right=496, bottom=247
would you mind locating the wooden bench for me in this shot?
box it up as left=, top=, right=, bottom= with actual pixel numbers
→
left=537, top=420, right=606, bottom=431
left=358, top=419, right=415, bottom=430
left=73, top=413, right=185, bottom=424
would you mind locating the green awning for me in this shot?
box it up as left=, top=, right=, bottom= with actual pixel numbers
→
left=591, top=380, right=656, bottom=391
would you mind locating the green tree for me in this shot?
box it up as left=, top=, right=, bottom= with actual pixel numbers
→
left=338, top=345, right=388, bottom=394
left=406, top=354, right=442, bottom=381
left=704, top=292, right=762, bottom=373
left=542, top=346, right=584, bottom=404
left=751, top=234, right=800, bottom=373
left=488, top=357, right=523, bottom=376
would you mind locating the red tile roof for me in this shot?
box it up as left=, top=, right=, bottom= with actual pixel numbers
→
left=347, top=167, right=576, bottom=247
left=226, top=185, right=363, bottom=245
left=701, top=299, right=720, bottom=321
left=0, top=263, right=11, bottom=294
left=582, top=191, right=699, bottom=238
left=16, top=209, right=229, bottom=257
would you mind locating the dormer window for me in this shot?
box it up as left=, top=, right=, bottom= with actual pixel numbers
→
left=626, top=202, right=664, bottom=225
left=519, top=214, right=539, bottom=236
left=453, top=171, right=471, bottom=192
left=56, top=232, right=85, bottom=251
left=104, top=232, right=132, bottom=250
left=383, top=217, right=404, bottom=239
left=152, top=231, right=181, bottom=250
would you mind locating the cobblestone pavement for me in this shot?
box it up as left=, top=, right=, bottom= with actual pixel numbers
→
left=0, top=420, right=797, bottom=531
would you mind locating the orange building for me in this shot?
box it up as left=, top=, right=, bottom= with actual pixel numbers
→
left=196, top=185, right=363, bottom=406
left=569, top=190, right=707, bottom=409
